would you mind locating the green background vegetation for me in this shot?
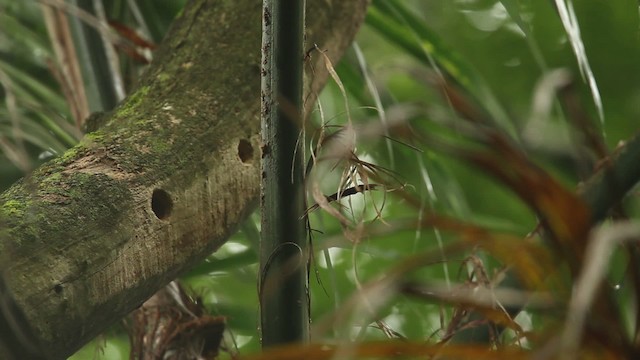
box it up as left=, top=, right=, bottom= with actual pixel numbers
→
left=2, top=0, right=640, bottom=358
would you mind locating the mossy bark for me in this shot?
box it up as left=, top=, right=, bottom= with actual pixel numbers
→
left=0, top=0, right=368, bottom=358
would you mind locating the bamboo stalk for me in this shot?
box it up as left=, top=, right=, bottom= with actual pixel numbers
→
left=259, top=0, right=309, bottom=347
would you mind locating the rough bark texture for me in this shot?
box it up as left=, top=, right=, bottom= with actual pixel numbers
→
left=0, top=0, right=368, bottom=358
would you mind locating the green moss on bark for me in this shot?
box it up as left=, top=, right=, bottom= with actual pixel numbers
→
left=2, top=170, right=133, bottom=259
left=1, top=200, right=27, bottom=218
left=114, top=86, right=150, bottom=119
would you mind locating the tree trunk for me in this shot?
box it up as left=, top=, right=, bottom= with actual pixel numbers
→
left=0, top=0, right=368, bottom=358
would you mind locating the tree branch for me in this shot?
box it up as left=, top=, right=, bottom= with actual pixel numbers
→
left=0, top=0, right=368, bottom=358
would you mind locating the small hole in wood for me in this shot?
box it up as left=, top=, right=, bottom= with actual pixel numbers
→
left=151, top=189, right=173, bottom=220
left=54, top=284, right=63, bottom=294
left=238, top=139, right=253, bottom=163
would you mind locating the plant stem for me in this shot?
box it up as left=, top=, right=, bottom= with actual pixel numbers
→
left=67, top=0, right=121, bottom=112
left=259, top=0, right=309, bottom=347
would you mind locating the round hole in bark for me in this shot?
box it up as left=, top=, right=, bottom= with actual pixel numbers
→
left=54, top=284, right=63, bottom=294
left=238, top=139, right=253, bottom=163
left=151, top=189, right=173, bottom=220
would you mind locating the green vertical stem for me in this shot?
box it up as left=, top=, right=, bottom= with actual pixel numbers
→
left=259, top=0, right=309, bottom=348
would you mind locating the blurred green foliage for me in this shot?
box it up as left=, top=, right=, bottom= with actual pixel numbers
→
left=3, top=0, right=640, bottom=358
